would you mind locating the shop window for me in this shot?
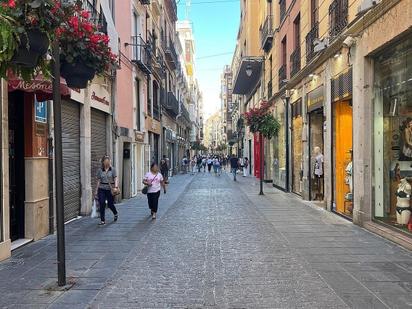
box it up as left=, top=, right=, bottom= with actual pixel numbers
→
left=374, top=36, right=412, bottom=233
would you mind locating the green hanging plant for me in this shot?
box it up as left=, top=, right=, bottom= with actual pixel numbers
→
left=0, top=13, right=20, bottom=77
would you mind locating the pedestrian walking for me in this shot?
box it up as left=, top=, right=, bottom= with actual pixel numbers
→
left=95, top=155, right=119, bottom=226
left=197, top=156, right=203, bottom=172
left=160, top=155, right=169, bottom=184
left=207, top=157, right=213, bottom=173
left=143, top=162, right=166, bottom=220
left=190, top=157, right=197, bottom=175
left=243, top=157, right=249, bottom=177
left=202, top=157, right=207, bottom=172
left=213, top=157, right=220, bottom=175
left=230, top=154, right=239, bottom=181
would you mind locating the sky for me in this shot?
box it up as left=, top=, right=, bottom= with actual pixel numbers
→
left=177, top=0, right=240, bottom=120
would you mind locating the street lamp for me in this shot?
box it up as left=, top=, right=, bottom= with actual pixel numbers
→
left=245, top=64, right=253, bottom=77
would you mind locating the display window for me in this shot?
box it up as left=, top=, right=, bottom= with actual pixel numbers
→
left=333, top=100, right=353, bottom=217
left=374, top=36, right=412, bottom=234
left=291, top=100, right=303, bottom=195
left=272, top=103, right=287, bottom=189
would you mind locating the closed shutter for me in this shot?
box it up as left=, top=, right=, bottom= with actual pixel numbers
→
left=61, top=100, right=81, bottom=221
left=91, top=109, right=107, bottom=194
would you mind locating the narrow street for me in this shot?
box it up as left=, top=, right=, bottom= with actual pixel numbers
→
left=0, top=173, right=411, bottom=308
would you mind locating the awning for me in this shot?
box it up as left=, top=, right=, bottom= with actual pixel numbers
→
left=233, top=57, right=263, bottom=95
left=8, top=74, right=71, bottom=101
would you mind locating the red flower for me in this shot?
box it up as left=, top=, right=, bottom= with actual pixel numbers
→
left=90, top=34, right=100, bottom=44
left=7, top=0, right=16, bottom=8
left=68, top=16, right=79, bottom=29
left=81, top=10, right=90, bottom=19
left=82, top=22, right=93, bottom=33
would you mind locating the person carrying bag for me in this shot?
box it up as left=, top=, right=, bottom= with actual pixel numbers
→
left=95, top=155, right=119, bottom=226
left=143, top=162, right=166, bottom=219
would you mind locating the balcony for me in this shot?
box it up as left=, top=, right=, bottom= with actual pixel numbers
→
left=278, top=64, right=286, bottom=89
left=306, top=22, right=319, bottom=63
left=329, top=0, right=348, bottom=39
left=131, top=36, right=152, bottom=75
left=161, top=37, right=178, bottom=70
left=181, top=103, right=191, bottom=124
left=260, top=15, right=274, bottom=52
left=165, top=92, right=179, bottom=116
left=290, top=47, right=301, bottom=77
left=279, top=0, right=286, bottom=23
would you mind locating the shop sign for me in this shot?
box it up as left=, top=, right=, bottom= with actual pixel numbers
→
left=134, top=131, right=145, bottom=143
left=146, top=117, right=161, bottom=135
left=307, top=86, right=324, bottom=112
left=90, top=81, right=111, bottom=113
left=34, top=96, right=47, bottom=123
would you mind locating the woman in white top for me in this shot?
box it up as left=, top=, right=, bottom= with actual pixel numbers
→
left=143, top=162, right=166, bottom=219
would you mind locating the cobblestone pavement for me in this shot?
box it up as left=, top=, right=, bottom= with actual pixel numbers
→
left=1, top=172, right=412, bottom=308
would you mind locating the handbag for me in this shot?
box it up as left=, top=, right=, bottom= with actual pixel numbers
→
left=91, top=199, right=98, bottom=218
left=142, top=174, right=158, bottom=195
left=105, top=170, right=121, bottom=196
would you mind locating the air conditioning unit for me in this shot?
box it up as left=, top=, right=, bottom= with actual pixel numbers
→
left=357, top=0, right=378, bottom=15
left=314, top=38, right=329, bottom=53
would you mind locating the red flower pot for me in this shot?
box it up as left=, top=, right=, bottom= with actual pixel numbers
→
left=11, top=29, right=49, bottom=68
left=61, top=60, right=96, bottom=89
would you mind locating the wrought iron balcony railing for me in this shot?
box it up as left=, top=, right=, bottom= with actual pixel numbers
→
left=290, top=47, right=301, bottom=77
left=139, top=0, right=151, bottom=5
left=181, top=103, right=191, bottom=124
left=278, top=64, right=287, bottom=89
left=161, top=37, right=178, bottom=70
left=306, top=22, right=319, bottom=63
left=260, top=15, right=274, bottom=52
left=329, top=0, right=348, bottom=39
left=131, top=36, right=152, bottom=75
left=166, top=92, right=179, bottom=116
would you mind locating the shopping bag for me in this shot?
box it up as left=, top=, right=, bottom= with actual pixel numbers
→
left=91, top=199, right=98, bottom=218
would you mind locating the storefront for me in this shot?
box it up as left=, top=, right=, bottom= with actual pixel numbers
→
left=272, top=99, right=287, bottom=190
left=307, top=86, right=325, bottom=201
left=291, top=99, right=303, bottom=195
left=373, top=36, right=412, bottom=234
left=332, top=69, right=353, bottom=218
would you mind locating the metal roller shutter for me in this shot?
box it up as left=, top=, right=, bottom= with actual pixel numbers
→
left=91, top=109, right=107, bottom=194
left=61, top=100, right=81, bottom=221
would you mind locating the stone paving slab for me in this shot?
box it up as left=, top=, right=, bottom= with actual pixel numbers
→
left=0, top=172, right=412, bottom=308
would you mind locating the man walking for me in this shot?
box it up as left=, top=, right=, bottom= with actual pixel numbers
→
left=230, top=154, right=239, bottom=181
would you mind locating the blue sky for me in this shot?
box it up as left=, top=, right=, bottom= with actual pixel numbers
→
left=177, top=0, right=240, bottom=119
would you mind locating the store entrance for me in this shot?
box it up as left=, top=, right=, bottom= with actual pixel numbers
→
left=8, top=92, right=25, bottom=241
left=333, top=100, right=353, bottom=217
left=309, top=109, right=324, bottom=201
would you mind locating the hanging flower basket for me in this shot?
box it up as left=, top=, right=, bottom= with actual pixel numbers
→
left=11, top=29, right=49, bottom=68
left=61, top=59, right=96, bottom=89
left=243, top=101, right=280, bottom=139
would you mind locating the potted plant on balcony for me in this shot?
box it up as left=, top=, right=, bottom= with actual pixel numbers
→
left=0, top=0, right=64, bottom=78
left=58, top=3, right=117, bottom=88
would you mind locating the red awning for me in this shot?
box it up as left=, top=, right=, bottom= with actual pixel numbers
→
left=7, top=74, right=71, bottom=101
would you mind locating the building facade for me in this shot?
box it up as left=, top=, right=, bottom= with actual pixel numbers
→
left=229, top=0, right=412, bottom=249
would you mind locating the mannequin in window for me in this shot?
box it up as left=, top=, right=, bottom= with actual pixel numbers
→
left=313, top=146, right=324, bottom=200
left=396, top=178, right=412, bottom=225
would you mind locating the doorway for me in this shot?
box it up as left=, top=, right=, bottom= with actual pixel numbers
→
left=8, top=92, right=25, bottom=241
left=309, top=109, right=325, bottom=201
left=333, top=100, right=353, bottom=217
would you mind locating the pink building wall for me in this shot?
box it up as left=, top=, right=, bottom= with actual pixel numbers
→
left=277, top=0, right=302, bottom=80
left=115, top=0, right=134, bottom=129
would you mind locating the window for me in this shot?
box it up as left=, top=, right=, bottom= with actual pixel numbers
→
left=281, top=36, right=287, bottom=66
left=310, top=0, right=319, bottom=27
left=147, top=77, right=152, bottom=117
left=279, top=0, right=286, bottom=22
left=293, top=14, right=300, bottom=50
left=153, top=81, right=160, bottom=120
